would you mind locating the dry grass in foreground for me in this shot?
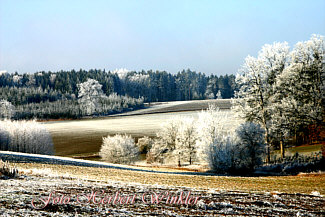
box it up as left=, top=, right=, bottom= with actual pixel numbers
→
left=15, top=162, right=325, bottom=195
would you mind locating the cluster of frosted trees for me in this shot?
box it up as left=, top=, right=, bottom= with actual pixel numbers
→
left=98, top=105, right=266, bottom=174
left=0, top=120, right=54, bottom=155
left=234, top=34, right=324, bottom=161
left=146, top=105, right=266, bottom=174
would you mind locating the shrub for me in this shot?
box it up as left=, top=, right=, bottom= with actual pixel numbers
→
left=137, top=136, right=153, bottom=153
left=256, top=151, right=324, bottom=175
left=146, top=139, right=169, bottom=164
left=235, top=122, right=266, bottom=172
left=0, top=159, right=19, bottom=179
left=0, top=120, right=54, bottom=155
left=99, top=134, right=139, bottom=164
left=206, top=135, right=238, bottom=174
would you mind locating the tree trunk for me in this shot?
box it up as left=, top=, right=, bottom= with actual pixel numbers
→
left=265, top=131, right=271, bottom=163
left=280, top=140, right=285, bottom=159
left=178, top=153, right=181, bottom=167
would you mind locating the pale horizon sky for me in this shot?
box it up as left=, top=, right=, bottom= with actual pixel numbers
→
left=0, top=0, right=325, bottom=75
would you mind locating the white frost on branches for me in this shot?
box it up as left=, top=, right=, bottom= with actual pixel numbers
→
left=113, top=68, right=130, bottom=79
left=77, top=79, right=106, bottom=115
left=99, top=134, right=139, bottom=164
left=0, top=120, right=54, bottom=155
left=0, top=100, right=15, bottom=119
left=234, top=34, right=324, bottom=160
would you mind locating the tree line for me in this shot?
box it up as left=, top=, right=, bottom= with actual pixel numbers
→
left=0, top=69, right=236, bottom=103
left=0, top=68, right=236, bottom=119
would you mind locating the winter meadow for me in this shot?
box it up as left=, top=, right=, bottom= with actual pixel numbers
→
left=0, top=1, right=325, bottom=216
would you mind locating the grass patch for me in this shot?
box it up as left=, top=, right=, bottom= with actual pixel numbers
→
left=15, top=162, right=325, bottom=195
left=289, top=144, right=322, bottom=153
left=272, top=144, right=322, bottom=157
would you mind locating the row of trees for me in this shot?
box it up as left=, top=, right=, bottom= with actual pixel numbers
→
left=0, top=69, right=236, bottom=103
left=234, top=34, right=325, bottom=161
left=0, top=79, right=144, bottom=119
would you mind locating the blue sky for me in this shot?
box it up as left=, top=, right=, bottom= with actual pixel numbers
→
left=0, top=0, right=324, bottom=75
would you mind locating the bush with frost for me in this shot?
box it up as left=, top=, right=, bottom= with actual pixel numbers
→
left=146, top=139, right=167, bottom=164
left=0, top=159, right=19, bottom=179
left=100, top=134, right=139, bottom=164
left=0, top=120, right=54, bottom=155
left=235, top=122, right=266, bottom=171
left=137, top=136, right=153, bottom=153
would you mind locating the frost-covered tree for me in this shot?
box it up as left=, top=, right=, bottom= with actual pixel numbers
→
left=234, top=42, right=290, bottom=162
left=206, top=135, right=238, bottom=174
left=153, top=116, right=182, bottom=165
left=146, top=139, right=164, bottom=164
left=99, top=134, right=139, bottom=164
left=235, top=35, right=324, bottom=160
left=271, top=35, right=324, bottom=146
left=156, top=116, right=181, bottom=151
left=149, top=116, right=197, bottom=166
left=77, top=79, right=106, bottom=115
left=195, top=104, right=241, bottom=163
left=216, top=90, right=222, bottom=99
left=175, top=117, right=197, bottom=165
left=0, top=100, right=15, bottom=119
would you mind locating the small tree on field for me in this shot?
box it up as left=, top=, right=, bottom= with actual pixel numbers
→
left=146, top=139, right=167, bottom=164
left=195, top=104, right=241, bottom=163
left=154, top=117, right=181, bottom=165
left=100, top=134, right=139, bottom=164
left=176, top=117, right=197, bottom=165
